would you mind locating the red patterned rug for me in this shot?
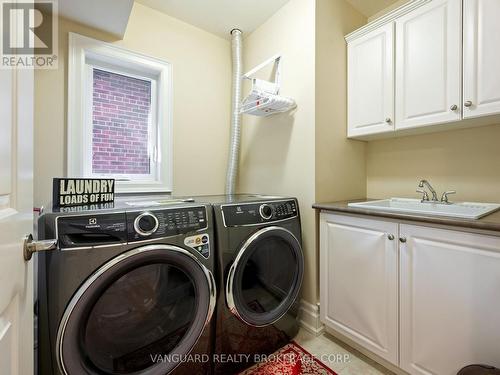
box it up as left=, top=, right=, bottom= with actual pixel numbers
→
left=238, top=341, right=337, bottom=375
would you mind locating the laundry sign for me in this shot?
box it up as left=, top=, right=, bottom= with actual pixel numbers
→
left=53, top=178, right=115, bottom=207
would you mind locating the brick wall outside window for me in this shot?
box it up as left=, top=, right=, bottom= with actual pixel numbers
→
left=92, top=69, right=152, bottom=175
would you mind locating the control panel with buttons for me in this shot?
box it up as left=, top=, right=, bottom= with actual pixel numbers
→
left=127, top=206, right=208, bottom=241
left=222, top=200, right=298, bottom=227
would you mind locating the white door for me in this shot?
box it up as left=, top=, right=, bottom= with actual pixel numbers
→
left=463, top=0, right=500, bottom=118
left=395, top=0, right=462, bottom=130
left=347, top=23, right=394, bottom=138
left=0, top=16, right=35, bottom=375
left=400, top=224, right=500, bottom=375
left=320, top=213, right=399, bottom=365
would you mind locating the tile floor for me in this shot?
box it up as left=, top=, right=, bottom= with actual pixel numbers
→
left=294, top=329, right=394, bottom=375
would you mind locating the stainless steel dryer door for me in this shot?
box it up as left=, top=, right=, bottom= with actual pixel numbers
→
left=56, top=244, right=216, bottom=375
left=226, top=226, right=304, bottom=327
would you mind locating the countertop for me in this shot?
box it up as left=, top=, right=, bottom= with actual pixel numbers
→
left=313, top=199, right=500, bottom=234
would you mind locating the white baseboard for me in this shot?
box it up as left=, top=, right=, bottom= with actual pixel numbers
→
left=298, top=299, right=324, bottom=336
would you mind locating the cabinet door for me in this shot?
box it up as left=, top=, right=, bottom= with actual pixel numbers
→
left=395, top=0, right=462, bottom=130
left=320, top=213, right=398, bottom=365
left=347, top=23, right=394, bottom=138
left=400, top=224, right=500, bottom=375
left=463, top=0, right=500, bottom=118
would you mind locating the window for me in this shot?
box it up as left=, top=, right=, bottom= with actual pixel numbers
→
left=91, top=69, right=153, bottom=176
left=68, top=33, right=172, bottom=193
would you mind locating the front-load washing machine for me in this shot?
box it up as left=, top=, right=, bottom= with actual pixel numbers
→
left=199, top=195, right=305, bottom=375
left=37, top=200, right=216, bottom=375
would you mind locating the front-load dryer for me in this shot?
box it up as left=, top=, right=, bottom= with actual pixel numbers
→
left=199, top=195, right=305, bottom=375
left=37, top=200, right=216, bottom=375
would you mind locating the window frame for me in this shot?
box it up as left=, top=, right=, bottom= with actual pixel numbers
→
left=68, top=32, right=173, bottom=193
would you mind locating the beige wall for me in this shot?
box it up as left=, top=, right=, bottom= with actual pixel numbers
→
left=315, top=0, right=367, bottom=204
left=366, top=124, right=500, bottom=202
left=237, top=0, right=367, bottom=305
left=367, top=0, right=409, bottom=22
left=237, top=0, right=317, bottom=303
left=34, top=3, right=231, bottom=207
left=34, top=0, right=364, bottom=306
left=314, top=0, right=366, bottom=304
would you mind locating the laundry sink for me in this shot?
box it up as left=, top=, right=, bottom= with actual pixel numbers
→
left=348, top=198, right=500, bottom=219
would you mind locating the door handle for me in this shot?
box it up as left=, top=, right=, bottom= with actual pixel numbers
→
left=23, top=234, right=57, bottom=261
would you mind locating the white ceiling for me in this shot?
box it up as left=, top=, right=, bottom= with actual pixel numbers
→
left=52, top=0, right=403, bottom=40
left=135, top=0, right=291, bottom=39
left=55, top=0, right=134, bottom=37
left=345, top=0, right=404, bottom=18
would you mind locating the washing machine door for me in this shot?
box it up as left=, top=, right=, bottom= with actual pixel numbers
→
left=56, top=244, right=216, bottom=375
left=226, top=226, right=304, bottom=327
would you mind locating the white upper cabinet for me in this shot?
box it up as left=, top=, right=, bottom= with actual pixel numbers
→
left=347, top=23, right=394, bottom=138
left=346, top=0, right=500, bottom=140
left=395, top=0, right=462, bottom=130
left=463, top=0, right=500, bottom=118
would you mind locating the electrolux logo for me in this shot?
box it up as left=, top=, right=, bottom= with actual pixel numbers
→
left=1, top=0, right=58, bottom=69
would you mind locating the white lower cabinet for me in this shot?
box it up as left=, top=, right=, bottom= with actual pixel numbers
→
left=320, top=213, right=399, bottom=365
left=400, top=224, right=500, bottom=375
left=320, top=213, right=500, bottom=373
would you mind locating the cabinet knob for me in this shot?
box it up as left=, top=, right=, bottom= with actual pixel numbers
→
left=387, top=234, right=395, bottom=241
left=450, top=104, right=458, bottom=111
left=399, top=237, right=407, bottom=243
left=385, top=117, right=391, bottom=123
left=464, top=101, right=473, bottom=107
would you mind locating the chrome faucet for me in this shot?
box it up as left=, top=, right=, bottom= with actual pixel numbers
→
left=441, top=190, right=456, bottom=204
left=416, top=188, right=430, bottom=202
left=417, top=179, right=439, bottom=202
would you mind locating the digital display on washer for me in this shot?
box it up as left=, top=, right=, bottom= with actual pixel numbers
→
left=223, top=200, right=298, bottom=226
left=127, top=206, right=208, bottom=241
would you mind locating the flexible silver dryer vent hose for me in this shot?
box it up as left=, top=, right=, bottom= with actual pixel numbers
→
left=225, top=29, right=243, bottom=196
